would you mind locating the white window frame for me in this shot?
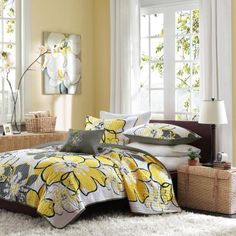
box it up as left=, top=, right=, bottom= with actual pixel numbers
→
left=21, top=0, right=31, bottom=118
left=140, top=0, right=200, bottom=120
left=0, top=0, right=21, bottom=123
left=0, top=0, right=31, bottom=124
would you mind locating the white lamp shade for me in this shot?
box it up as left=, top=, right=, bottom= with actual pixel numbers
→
left=198, top=100, right=228, bottom=124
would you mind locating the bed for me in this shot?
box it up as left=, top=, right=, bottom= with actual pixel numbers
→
left=0, top=120, right=213, bottom=228
left=150, top=120, right=213, bottom=192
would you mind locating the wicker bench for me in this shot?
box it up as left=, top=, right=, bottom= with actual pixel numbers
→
left=0, top=131, right=67, bottom=153
left=177, top=165, right=236, bottom=215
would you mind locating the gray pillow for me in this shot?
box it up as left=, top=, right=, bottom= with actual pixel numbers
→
left=60, top=130, right=104, bottom=155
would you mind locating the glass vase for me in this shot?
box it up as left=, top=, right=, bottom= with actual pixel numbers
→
left=10, top=89, right=21, bottom=134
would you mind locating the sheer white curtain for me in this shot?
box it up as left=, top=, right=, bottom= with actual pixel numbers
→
left=110, top=0, right=140, bottom=113
left=200, top=0, right=232, bottom=159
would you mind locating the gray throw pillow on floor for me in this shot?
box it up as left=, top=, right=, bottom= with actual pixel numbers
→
left=60, top=129, right=104, bottom=155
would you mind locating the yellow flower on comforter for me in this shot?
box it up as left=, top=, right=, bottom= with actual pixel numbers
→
left=34, top=155, right=106, bottom=195
left=104, top=151, right=151, bottom=203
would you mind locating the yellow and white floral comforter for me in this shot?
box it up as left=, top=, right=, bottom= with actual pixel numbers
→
left=0, top=146, right=181, bottom=228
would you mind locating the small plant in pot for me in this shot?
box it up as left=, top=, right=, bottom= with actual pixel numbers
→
left=188, top=148, right=201, bottom=166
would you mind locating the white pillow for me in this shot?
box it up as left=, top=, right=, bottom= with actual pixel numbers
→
left=126, top=142, right=200, bottom=157
left=155, top=156, right=189, bottom=171
left=100, top=111, right=151, bottom=126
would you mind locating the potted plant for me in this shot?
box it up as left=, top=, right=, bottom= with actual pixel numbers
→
left=188, top=148, right=201, bottom=166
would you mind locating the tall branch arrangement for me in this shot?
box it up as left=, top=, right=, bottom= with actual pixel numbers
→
left=0, top=47, right=50, bottom=133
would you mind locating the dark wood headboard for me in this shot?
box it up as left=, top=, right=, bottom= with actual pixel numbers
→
left=150, top=120, right=213, bottom=163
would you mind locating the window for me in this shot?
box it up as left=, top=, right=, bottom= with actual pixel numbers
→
left=0, top=0, right=21, bottom=123
left=138, top=1, right=200, bottom=121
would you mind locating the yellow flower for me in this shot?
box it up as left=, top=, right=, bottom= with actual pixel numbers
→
left=119, top=155, right=150, bottom=203
left=160, top=182, right=173, bottom=204
left=149, top=163, right=170, bottom=185
left=26, top=186, right=56, bottom=218
left=34, top=155, right=106, bottom=195
left=38, top=199, right=55, bottom=217
left=103, top=119, right=126, bottom=144
left=96, top=155, right=124, bottom=194
left=26, top=185, right=46, bottom=209
left=97, top=152, right=150, bottom=202
left=148, top=163, right=174, bottom=204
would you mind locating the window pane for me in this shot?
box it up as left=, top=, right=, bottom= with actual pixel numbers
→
left=4, top=90, right=13, bottom=115
left=140, top=62, right=149, bottom=85
left=175, top=114, right=191, bottom=121
left=132, top=87, right=149, bottom=113
left=150, top=13, right=164, bottom=37
left=0, top=19, right=2, bottom=40
left=151, top=113, right=164, bottom=120
left=192, top=10, right=199, bottom=34
left=191, top=90, right=200, bottom=115
left=151, top=38, right=164, bottom=61
left=3, top=19, right=15, bottom=42
left=192, top=63, right=200, bottom=89
left=141, top=14, right=149, bottom=38
left=175, top=89, right=191, bottom=113
left=151, top=90, right=164, bottom=112
left=3, top=43, right=16, bottom=66
left=151, top=62, right=163, bottom=88
left=176, top=62, right=191, bottom=89
left=192, top=35, right=199, bottom=60
left=4, top=68, right=16, bottom=91
left=176, top=11, right=191, bottom=35
left=141, top=38, right=149, bottom=59
left=0, top=44, right=2, bottom=67
left=3, top=0, right=16, bottom=18
left=0, top=3, right=2, bottom=17
left=0, top=0, right=18, bottom=124
left=176, top=36, right=190, bottom=60
left=0, top=76, right=2, bottom=90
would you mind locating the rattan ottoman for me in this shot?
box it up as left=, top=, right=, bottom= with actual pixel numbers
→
left=177, top=165, right=236, bottom=215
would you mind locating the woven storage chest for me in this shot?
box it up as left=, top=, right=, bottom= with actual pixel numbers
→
left=177, top=165, right=236, bottom=214
left=25, top=117, right=57, bottom=133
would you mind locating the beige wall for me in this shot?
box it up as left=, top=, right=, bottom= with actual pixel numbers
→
left=94, top=0, right=110, bottom=116
left=232, top=1, right=236, bottom=165
left=30, top=0, right=110, bottom=130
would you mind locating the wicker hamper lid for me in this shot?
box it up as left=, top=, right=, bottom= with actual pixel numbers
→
left=177, top=165, right=234, bottom=180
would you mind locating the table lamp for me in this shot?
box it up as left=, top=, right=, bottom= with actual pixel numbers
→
left=198, top=99, right=228, bottom=164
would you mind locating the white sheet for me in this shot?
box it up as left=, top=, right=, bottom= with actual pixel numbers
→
left=155, top=156, right=189, bottom=171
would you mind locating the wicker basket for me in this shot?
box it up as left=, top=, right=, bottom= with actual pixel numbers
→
left=177, top=165, right=236, bottom=214
left=25, top=117, right=57, bottom=133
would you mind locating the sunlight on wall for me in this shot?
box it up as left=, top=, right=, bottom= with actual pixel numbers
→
left=53, top=96, right=73, bottom=131
left=30, top=0, right=95, bottom=129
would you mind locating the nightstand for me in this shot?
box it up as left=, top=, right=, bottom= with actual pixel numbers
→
left=0, top=131, right=68, bottom=152
left=177, top=165, right=236, bottom=215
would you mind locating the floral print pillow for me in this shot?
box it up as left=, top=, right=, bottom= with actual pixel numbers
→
left=124, top=123, right=201, bottom=145
left=85, top=115, right=138, bottom=145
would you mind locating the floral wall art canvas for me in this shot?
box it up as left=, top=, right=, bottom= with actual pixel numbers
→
left=43, top=32, right=81, bottom=94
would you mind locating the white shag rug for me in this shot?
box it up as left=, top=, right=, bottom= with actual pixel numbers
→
left=1, top=209, right=236, bottom=236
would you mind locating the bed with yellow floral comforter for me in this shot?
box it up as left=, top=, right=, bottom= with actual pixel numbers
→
left=0, top=145, right=181, bottom=228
